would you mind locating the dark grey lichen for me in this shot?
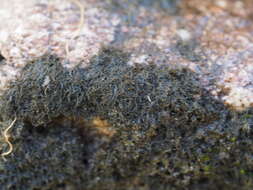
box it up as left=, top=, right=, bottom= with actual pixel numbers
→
left=0, top=47, right=252, bottom=190
left=1, top=47, right=220, bottom=127
left=0, top=55, right=88, bottom=126
left=0, top=121, right=87, bottom=190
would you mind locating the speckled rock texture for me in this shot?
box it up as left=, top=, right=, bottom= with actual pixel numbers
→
left=0, top=0, right=253, bottom=190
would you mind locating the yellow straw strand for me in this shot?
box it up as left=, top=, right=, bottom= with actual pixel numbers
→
left=1, top=117, right=17, bottom=160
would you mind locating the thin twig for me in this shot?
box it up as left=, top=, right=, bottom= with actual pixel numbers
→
left=1, top=117, right=17, bottom=160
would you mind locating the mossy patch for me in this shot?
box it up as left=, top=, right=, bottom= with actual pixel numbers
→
left=0, top=47, right=220, bottom=127
left=0, top=47, right=252, bottom=190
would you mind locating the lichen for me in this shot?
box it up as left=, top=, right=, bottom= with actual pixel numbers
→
left=0, top=47, right=252, bottom=190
